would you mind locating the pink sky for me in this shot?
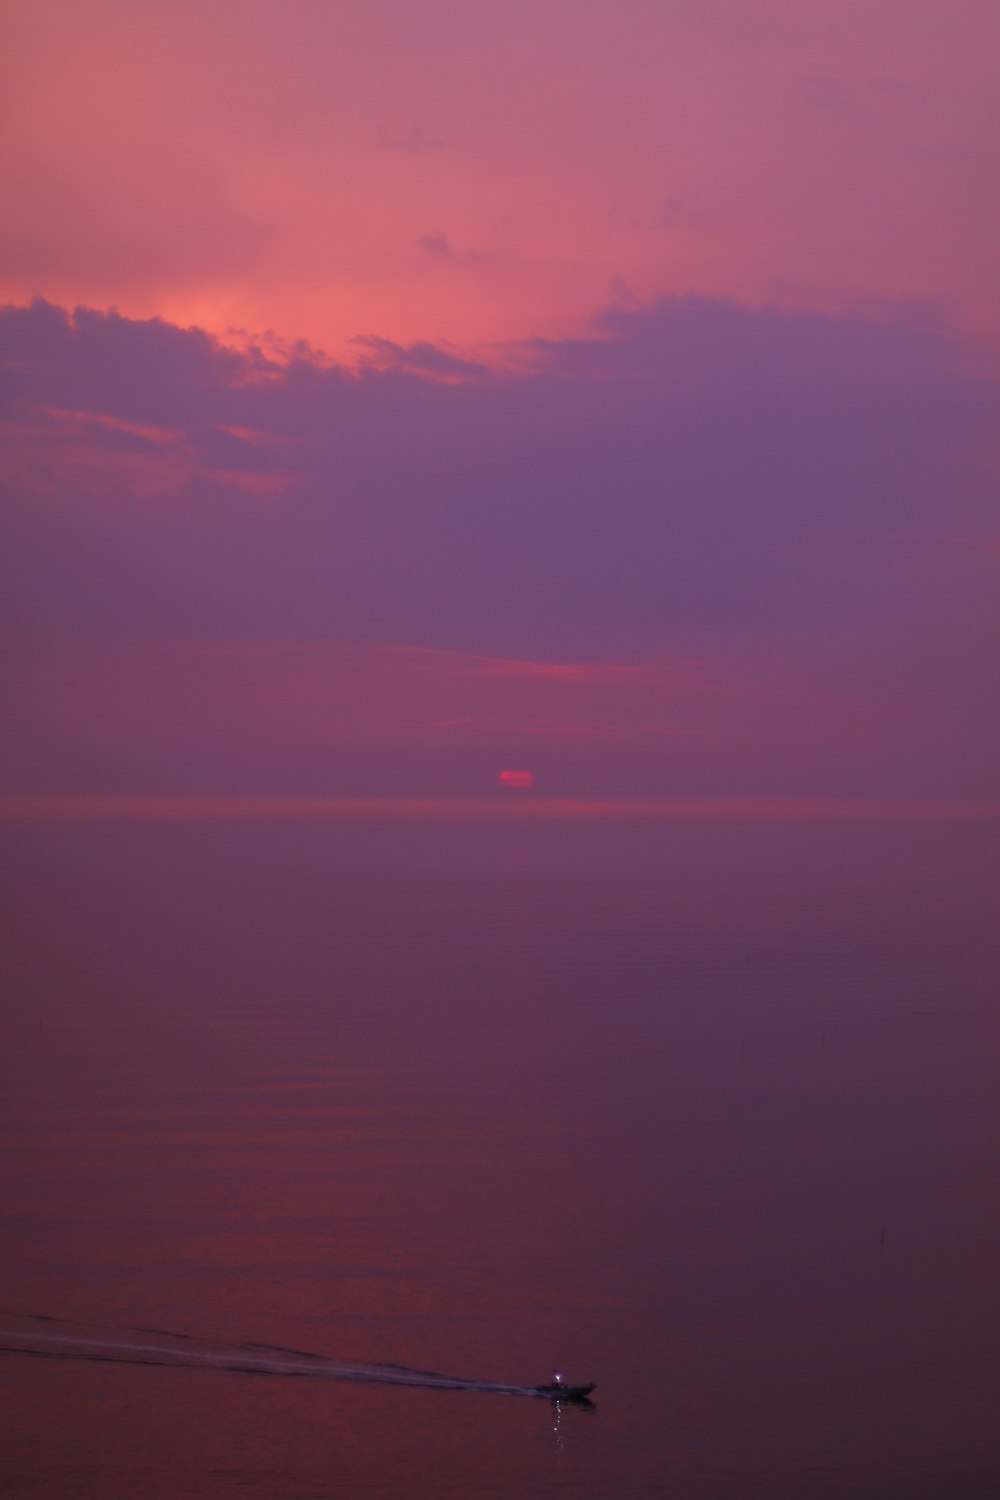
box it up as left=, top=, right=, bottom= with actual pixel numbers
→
left=3, top=1, right=999, bottom=358
left=1, top=2, right=997, bottom=804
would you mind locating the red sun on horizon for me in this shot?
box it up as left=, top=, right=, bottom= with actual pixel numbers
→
left=498, top=770, right=534, bottom=790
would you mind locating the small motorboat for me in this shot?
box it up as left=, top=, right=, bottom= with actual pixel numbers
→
left=534, top=1379, right=596, bottom=1402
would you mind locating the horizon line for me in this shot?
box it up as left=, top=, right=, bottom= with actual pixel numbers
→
left=1, top=794, right=997, bottom=824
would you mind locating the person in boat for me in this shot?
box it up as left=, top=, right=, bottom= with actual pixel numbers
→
left=551, top=1370, right=567, bottom=1392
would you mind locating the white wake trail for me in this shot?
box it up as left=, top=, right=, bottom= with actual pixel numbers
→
left=0, top=1313, right=537, bottom=1398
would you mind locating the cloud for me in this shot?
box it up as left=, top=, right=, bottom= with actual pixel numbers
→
left=0, top=634, right=867, bottom=798
left=350, top=333, right=490, bottom=380
left=2, top=297, right=992, bottom=647
left=416, top=233, right=454, bottom=257
left=1, top=293, right=996, bottom=795
left=414, top=234, right=489, bottom=266
left=376, top=127, right=447, bottom=154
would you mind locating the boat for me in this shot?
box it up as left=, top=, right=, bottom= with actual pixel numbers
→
left=534, top=1380, right=596, bottom=1402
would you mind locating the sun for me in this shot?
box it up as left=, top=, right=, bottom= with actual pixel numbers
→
left=498, top=770, right=534, bottom=790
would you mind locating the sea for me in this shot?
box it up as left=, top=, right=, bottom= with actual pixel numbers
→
left=2, top=811, right=998, bottom=1498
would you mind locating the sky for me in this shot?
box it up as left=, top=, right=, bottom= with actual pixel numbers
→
left=1, top=0, right=998, bottom=806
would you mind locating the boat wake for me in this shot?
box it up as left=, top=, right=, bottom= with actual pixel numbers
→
left=0, top=1310, right=541, bottom=1398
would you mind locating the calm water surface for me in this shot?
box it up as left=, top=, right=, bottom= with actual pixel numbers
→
left=2, top=817, right=999, bottom=1497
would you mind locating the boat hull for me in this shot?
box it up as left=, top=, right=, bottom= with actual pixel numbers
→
left=534, top=1381, right=596, bottom=1401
